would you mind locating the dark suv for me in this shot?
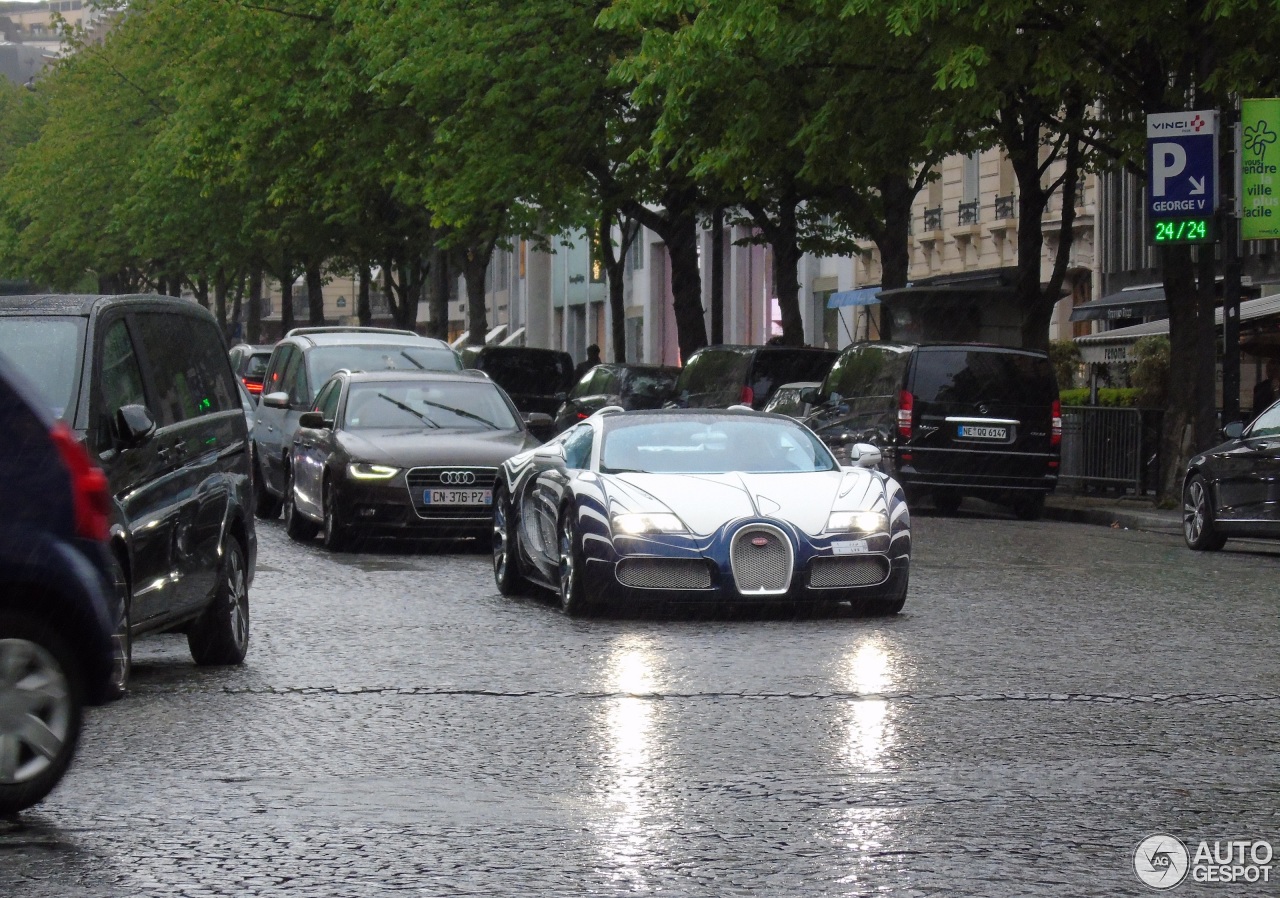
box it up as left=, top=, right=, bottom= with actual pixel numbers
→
left=668, top=344, right=838, bottom=411
left=0, top=356, right=119, bottom=814
left=252, top=327, right=462, bottom=517
left=803, top=342, right=1060, bottom=519
left=459, top=345, right=575, bottom=416
left=0, top=294, right=257, bottom=678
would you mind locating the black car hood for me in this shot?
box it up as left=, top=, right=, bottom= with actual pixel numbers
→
left=337, top=428, right=536, bottom=467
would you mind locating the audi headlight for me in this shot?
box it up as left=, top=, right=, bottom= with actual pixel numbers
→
left=611, top=512, right=687, bottom=535
left=826, top=510, right=888, bottom=534
left=348, top=462, right=400, bottom=480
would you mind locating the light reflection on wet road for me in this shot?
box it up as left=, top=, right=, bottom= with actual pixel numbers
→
left=2, top=512, right=1278, bottom=896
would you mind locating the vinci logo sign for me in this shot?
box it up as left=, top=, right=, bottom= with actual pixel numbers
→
left=1242, top=98, right=1280, bottom=240
left=1146, top=110, right=1219, bottom=217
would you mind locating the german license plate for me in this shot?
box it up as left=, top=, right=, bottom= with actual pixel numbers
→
left=957, top=425, right=1007, bottom=440
left=423, top=489, right=492, bottom=506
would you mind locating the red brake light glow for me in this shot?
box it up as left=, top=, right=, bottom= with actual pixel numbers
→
left=243, top=378, right=263, bottom=394
left=1051, top=399, right=1062, bottom=448
left=897, top=390, right=914, bottom=440
left=740, top=385, right=755, bottom=406
left=49, top=422, right=111, bottom=542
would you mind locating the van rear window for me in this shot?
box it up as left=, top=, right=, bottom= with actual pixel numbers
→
left=911, top=349, right=1057, bottom=406
left=749, top=350, right=838, bottom=404
left=0, top=316, right=86, bottom=420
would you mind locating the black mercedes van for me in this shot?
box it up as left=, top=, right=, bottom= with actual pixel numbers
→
left=803, top=342, right=1060, bottom=519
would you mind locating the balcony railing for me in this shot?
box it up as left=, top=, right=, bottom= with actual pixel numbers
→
left=958, top=200, right=980, bottom=226
left=923, top=207, right=943, bottom=231
left=994, top=194, right=1016, bottom=220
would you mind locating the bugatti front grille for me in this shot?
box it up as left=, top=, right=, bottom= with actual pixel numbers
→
left=729, top=525, right=793, bottom=594
left=615, top=558, right=712, bottom=590
left=809, top=556, right=890, bottom=588
left=405, top=466, right=498, bottom=518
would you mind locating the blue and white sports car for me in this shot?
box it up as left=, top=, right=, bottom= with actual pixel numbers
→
left=492, top=408, right=911, bottom=615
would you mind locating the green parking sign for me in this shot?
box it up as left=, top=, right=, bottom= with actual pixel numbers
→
left=1242, top=98, right=1280, bottom=240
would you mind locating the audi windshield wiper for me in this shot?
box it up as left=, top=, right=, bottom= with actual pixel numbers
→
left=415, top=398, right=501, bottom=430
left=376, top=393, right=440, bottom=428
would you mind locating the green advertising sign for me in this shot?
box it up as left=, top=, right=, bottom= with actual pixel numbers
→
left=1242, top=98, right=1280, bottom=240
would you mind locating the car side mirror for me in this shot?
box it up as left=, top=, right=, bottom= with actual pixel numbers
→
left=1223, top=421, right=1245, bottom=440
left=849, top=442, right=882, bottom=468
left=799, top=387, right=819, bottom=404
left=261, top=391, right=291, bottom=410
left=524, top=412, right=553, bottom=429
left=114, top=404, right=156, bottom=448
left=298, top=411, right=329, bottom=430
left=533, top=442, right=565, bottom=460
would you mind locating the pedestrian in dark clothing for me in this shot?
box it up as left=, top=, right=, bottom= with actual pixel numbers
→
left=1253, top=359, right=1280, bottom=418
left=574, top=344, right=601, bottom=383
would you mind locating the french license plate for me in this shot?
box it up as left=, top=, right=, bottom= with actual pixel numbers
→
left=423, top=489, right=492, bottom=506
left=957, top=425, right=1007, bottom=440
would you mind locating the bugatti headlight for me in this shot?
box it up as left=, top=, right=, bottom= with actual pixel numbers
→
left=826, top=510, right=888, bottom=534
left=611, top=512, right=687, bottom=535
left=348, top=462, right=400, bottom=480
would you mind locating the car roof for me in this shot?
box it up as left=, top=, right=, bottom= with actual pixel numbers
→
left=231, top=343, right=274, bottom=354
left=288, top=330, right=452, bottom=349
left=592, top=407, right=788, bottom=429
left=0, top=293, right=213, bottom=318
left=336, top=370, right=491, bottom=386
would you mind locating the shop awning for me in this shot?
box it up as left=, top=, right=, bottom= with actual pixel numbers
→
left=1074, top=294, right=1280, bottom=363
left=1068, top=285, right=1167, bottom=322
left=828, top=287, right=881, bottom=308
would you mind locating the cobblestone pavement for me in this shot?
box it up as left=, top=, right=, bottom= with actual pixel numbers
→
left=3, top=510, right=1278, bottom=897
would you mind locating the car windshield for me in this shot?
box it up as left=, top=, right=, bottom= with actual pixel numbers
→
left=624, top=368, right=679, bottom=401
left=600, top=415, right=837, bottom=474
left=244, top=352, right=271, bottom=377
left=0, top=316, right=86, bottom=420
left=343, top=380, right=519, bottom=431
left=306, top=344, right=460, bottom=395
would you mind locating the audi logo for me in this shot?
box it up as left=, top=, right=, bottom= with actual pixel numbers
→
left=439, top=470, right=476, bottom=485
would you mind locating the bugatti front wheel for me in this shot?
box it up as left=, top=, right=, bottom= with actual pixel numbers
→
left=557, top=509, right=591, bottom=617
left=863, top=566, right=908, bottom=616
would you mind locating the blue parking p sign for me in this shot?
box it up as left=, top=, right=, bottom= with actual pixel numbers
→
left=1147, top=110, right=1219, bottom=218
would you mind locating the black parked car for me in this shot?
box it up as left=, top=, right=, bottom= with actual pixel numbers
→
left=0, top=294, right=257, bottom=678
left=552, top=363, right=680, bottom=434
left=459, top=345, right=574, bottom=433
left=228, top=342, right=274, bottom=396
left=667, top=344, right=838, bottom=411
left=1183, top=399, right=1280, bottom=550
left=803, top=342, right=1060, bottom=519
left=252, top=327, right=461, bottom=519
left=283, top=370, right=540, bottom=548
left=0, top=356, right=120, bottom=814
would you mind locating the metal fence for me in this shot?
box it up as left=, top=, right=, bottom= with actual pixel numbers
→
left=1059, top=406, right=1163, bottom=495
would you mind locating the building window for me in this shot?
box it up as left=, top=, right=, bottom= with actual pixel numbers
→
left=628, top=236, right=644, bottom=271
left=963, top=151, right=981, bottom=206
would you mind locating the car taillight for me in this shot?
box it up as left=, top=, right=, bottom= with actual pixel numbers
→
left=576, top=411, right=589, bottom=420
left=243, top=378, right=263, bottom=394
left=49, top=422, right=111, bottom=542
left=897, top=390, right=914, bottom=440
left=740, top=385, right=755, bottom=407
left=1051, top=399, right=1062, bottom=448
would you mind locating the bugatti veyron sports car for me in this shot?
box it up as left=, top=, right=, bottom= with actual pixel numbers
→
left=492, top=408, right=912, bottom=615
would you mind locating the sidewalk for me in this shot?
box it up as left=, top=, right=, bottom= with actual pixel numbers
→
left=1043, top=493, right=1183, bottom=535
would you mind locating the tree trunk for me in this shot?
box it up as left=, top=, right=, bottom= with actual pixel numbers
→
left=247, top=268, right=263, bottom=344
left=229, top=275, right=244, bottom=343
left=357, top=265, right=371, bottom=327
left=1159, top=246, right=1200, bottom=503
left=623, top=189, right=707, bottom=361
left=428, top=248, right=450, bottom=341
left=194, top=275, right=211, bottom=313
left=213, top=272, right=228, bottom=334
left=664, top=214, right=707, bottom=362
left=598, top=211, right=638, bottom=364
left=305, top=264, right=325, bottom=326
left=462, top=243, right=493, bottom=346
left=710, top=208, right=724, bottom=344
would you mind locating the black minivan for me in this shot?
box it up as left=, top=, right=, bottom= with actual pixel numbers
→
left=0, top=295, right=256, bottom=679
left=803, top=342, right=1060, bottom=519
